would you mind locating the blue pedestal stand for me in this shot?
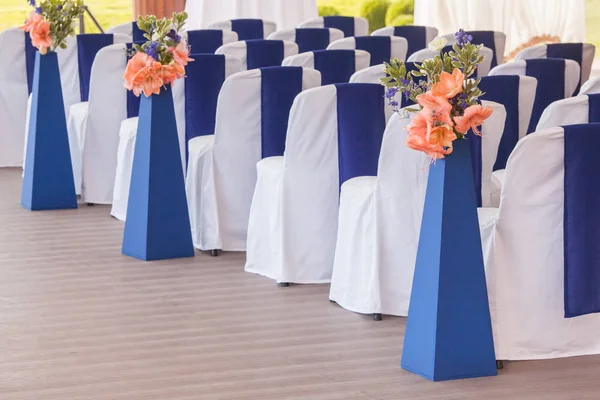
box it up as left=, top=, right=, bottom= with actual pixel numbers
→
left=122, top=87, right=195, bottom=261
left=401, top=139, right=497, bottom=381
left=22, top=52, right=77, bottom=211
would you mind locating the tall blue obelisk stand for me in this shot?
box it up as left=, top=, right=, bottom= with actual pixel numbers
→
left=22, top=52, right=78, bottom=211
left=401, top=139, right=497, bottom=381
left=122, top=87, right=195, bottom=261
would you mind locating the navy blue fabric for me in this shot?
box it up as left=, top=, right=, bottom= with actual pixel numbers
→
left=547, top=43, right=584, bottom=93
left=393, top=26, right=426, bottom=57
left=335, top=83, right=386, bottom=187
left=187, top=30, right=223, bottom=54
left=526, top=58, right=566, bottom=133
left=24, top=32, right=36, bottom=95
left=131, top=22, right=145, bottom=42
left=231, top=19, right=264, bottom=40
left=260, top=67, right=304, bottom=159
left=479, top=76, right=521, bottom=170
left=313, top=50, right=356, bottom=85
left=125, top=43, right=141, bottom=119
left=468, top=31, right=498, bottom=68
left=184, top=54, right=226, bottom=161
left=588, top=94, right=600, bottom=122
left=468, top=131, right=483, bottom=208
left=323, top=16, right=355, bottom=37
left=355, top=36, right=391, bottom=66
left=563, top=123, right=600, bottom=318
left=246, top=40, right=285, bottom=69
left=295, top=28, right=331, bottom=52
left=77, top=34, right=114, bottom=102
left=402, top=62, right=426, bottom=107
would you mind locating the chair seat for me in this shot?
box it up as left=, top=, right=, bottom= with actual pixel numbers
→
left=188, top=134, right=215, bottom=157
left=66, top=101, right=89, bottom=195
left=490, top=169, right=506, bottom=208
left=110, top=117, right=139, bottom=221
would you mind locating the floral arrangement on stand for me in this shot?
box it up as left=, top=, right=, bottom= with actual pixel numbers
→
left=21, top=0, right=84, bottom=55
left=381, top=29, right=493, bottom=160
left=124, top=12, right=193, bottom=97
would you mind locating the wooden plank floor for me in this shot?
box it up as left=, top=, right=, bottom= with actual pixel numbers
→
left=1, top=167, right=600, bottom=399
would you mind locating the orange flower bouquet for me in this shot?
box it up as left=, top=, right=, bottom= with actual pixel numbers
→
left=21, top=0, right=84, bottom=55
left=381, top=29, right=493, bottom=160
left=124, top=12, right=193, bottom=97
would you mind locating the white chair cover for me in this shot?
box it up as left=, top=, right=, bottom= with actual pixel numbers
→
left=371, top=26, right=438, bottom=57
left=298, top=17, right=369, bottom=38
left=208, top=19, right=277, bottom=40
left=184, top=0, right=317, bottom=31
left=186, top=67, right=321, bottom=251
left=110, top=55, right=243, bottom=221
left=579, top=77, right=600, bottom=96
left=283, top=50, right=371, bottom=85
left=215, top=40, right=298, bottom=70
left=327, top=36, right=409, bottom=65
left=408, top=46, right=494, bottom=77
left=478, top=125, right=600, bottom=360
left=349, top=64, right=385, bottom=84
left=245, top=84, right=393, bottom=284
left=329, top=101, right=506, bottom=317
left=107, top=22, right=145, bottom=42
left=514, top=43, right=596, bottom=87
left=442, top=31, right=506, bottom=66
left=65, top=35, right=130, bottom=199
left=267, top=28, right=344, bottom=52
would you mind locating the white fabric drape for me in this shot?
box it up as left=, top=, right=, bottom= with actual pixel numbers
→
left=414, top=0, right=586, bottom=57
left=185, top=0, right=318, bottom=30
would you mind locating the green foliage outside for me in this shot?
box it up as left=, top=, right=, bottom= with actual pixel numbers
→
left=385, top=0, right=414, bottom=26
left=358, top=0, right=390, bottom=32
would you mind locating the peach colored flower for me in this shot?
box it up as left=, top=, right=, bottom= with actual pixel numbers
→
left=21, top=12, right=43, bottom=33
left=162, top=61, right=185, bottom=85
left=168, top=41, right=194, bottom=66
left=416, top=91, right=452, bottom=115
left=454, top=105, right=494, bottom=135
left=123, top=51, right=151, bottom=91
left=429, top=124, right=457, bottom=154
left=432, top=69, right=464, bottom=99
left=135, top=61, right=164, bottom=97
left=30, top=20, right=53, bottom=55
left=405, top=110, right=456, bottom=160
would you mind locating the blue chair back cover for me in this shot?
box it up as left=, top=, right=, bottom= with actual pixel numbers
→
left=131, top=22, right=145, bottom=42
left=355, top=36, right=392, bottom=66
left=526, top=58, right=566, bottom=133
left=187, top=30, right=224, bottom=54
left=323, top=16, right=355, bottom=37
left=313, top=50, right=356, bottom=85
left=588, top=93, right=600, bottom=122
left=24, top=32, right=37, bottom=94
left=393, top=26, right=427, bottom=58
left=467, top=31, right=498, bottom=67
left=295, top=28, right=331, bottom=53
left=260, top=66, right=304, bottom=158
left=125, top=43, right=142, bottom=119
left=563, top=123, right=600, bottom=318
left=335, top=83, right=386, bottom=187
left=547, top=43, right=584, bottom=93
left=231, top=19, right=264, bottom=40
left=246, top=40, right=285, bottom=69
left=77, top=34, right=114, bottom=102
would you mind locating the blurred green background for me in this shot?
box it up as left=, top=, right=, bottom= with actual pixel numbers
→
left=1, top=0, right=599, bottom=56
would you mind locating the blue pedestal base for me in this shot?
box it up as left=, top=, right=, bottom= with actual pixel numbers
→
left=401, top=139, right=497, bottom=382
left=22, top=51, right=77, bottom=211
left=122, top=87, right=195, bottom=261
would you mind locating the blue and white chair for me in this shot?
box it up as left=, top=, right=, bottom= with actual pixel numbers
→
left=107, top=21, right=146, bottom=42
left=491, top=93, right=600, bottom=207
left=185, top=29, right=239, bottom=53
left=62, top=34, right=128, bottom=198
left=489, top=59, right=580, bottom=133
left=329, top=101, right=506, bottom=318
left=478, top=123, right=600, bottom=361
left=298, top=16, right=369, bottom=38
left=283, top=50, right=370, bottom=85
left=442, top=30, right=506, bottom=68
left=245, top=83, right=391, bottom=284
left=185, top=67, right=321, bottom=252
left=111, top=54, right=243, bottom=221
left=216, top=39, right=298, bottom=70
left=479, top=76, right=537, bottom=172
left=267, top=28, right=344, bottom=52
left=514, top=43, right=596, bottom=93
left=579, top=77, right=600, bottom=95
left=408, top=45, right=494, bottom=77
left=371, top=25, right=438, bottom=58
left=208, top=19, right=277, bottom=40
left=327, top=36, right=408, bottom=65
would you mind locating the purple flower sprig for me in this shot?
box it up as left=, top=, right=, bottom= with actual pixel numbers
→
left=166, top=29, right=181, bottom=44
left=28, top=0, right=36, bottom=6
left=145, top=41, right=160, bottom=60
left=455, top=29, right=472, bottom=46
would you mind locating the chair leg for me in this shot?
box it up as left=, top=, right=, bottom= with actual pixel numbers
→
left=278, top=282, right=290, bottom=287
left=209, top=250, right=219, bottom=257
left=329, top=299, right=336, bottom=303
left=87, top=203, right=95, bottom=206
left=373, top=313, right=383, bottom=321
left=496, top=360, right=504, bottom=370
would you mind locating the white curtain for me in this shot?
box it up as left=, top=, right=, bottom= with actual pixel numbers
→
left=414, top=0, right=585, bottom=56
